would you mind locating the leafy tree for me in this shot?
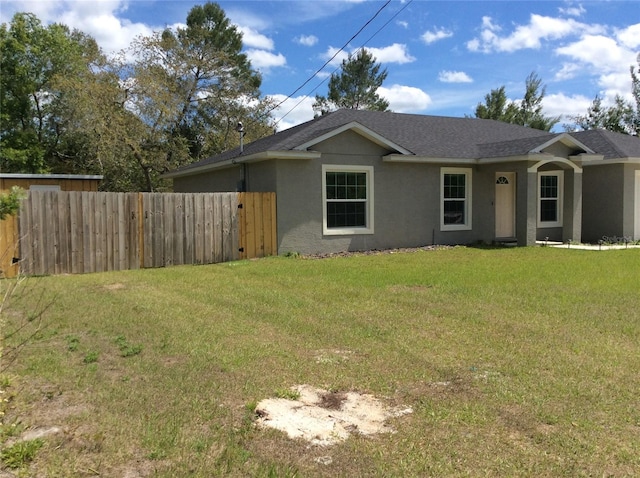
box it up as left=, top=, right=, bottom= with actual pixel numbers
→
left=0, top=13, right=105, bottom=173
left=0, top=187, right=25, bottom=220
left=473, top=86, right=519, bottom=123
left=126, top=2, right=273, bottom=190
left=473, top=72, right=559, bottom=131
left=567, top=95, right=634, bottom=134
left=313, top=49, right=389, bottom=116
left=627, top=52, right=640, bottom=135
left=517, top=73, right=560, bottom=131
left=50, top=63, right=147, bottom=191
left=567, top=55, right=639, bottom=135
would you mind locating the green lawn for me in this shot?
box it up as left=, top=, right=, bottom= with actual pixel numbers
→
left=1, top=247, right=639, bottom=477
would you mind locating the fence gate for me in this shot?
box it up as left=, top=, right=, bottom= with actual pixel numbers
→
left=0, top=191, right=277, bottom=278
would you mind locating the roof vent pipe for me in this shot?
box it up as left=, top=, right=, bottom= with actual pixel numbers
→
left=236, top=122, right=245, bottom=154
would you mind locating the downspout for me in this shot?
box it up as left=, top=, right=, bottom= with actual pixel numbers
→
left=242, top=163, right=248, bottom=192
left=236, top=122, right=246, bottom=192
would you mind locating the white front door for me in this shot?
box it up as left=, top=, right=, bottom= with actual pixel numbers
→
left=635, top=170, right=640, bottom=240
left=495, top=172, right=516, bottom=239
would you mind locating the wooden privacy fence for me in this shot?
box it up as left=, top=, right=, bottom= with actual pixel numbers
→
left=0, top=191, right=276, bottom=278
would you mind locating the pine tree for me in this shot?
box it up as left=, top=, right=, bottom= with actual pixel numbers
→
left=313, top=49, right=389, bottom=116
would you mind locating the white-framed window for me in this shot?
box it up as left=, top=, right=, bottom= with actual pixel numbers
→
left=322, top=164, right=374, bottom=235
left=538, top=171, right=563, bottom=228
left=441, top=167, right=472, bottom=231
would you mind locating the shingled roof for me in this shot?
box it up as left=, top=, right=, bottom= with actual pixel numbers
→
left=167, top=109, right=640, bottom=177
left=569, top=129, right=640, bottom=160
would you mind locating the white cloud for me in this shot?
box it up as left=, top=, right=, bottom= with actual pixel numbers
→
left=268, top=94, right=316, bottom=131
left=1, top=0, right=154, bottom=55
left=466, top=38, right=481, bottom=52
left=268, top=84, right=433, bottom=130
left=616, top=23, right=640, bottom=49
left=556, top=35, right=635, bottom=73
left=0, top=0, right=62, bottom=23
left=554, top=63, right=582, bottom=81
left=559, top=4, right=586, bottom=17
left=321, top=44, right=415, bottom=67
left=482, top=16, right=501, bottom=31
left=555, top=34, right=638, bottom=105
left=421, top=27, right=453, bottom=45
left=543, top=92, right=593, bottom=120
left=468, top=14, right=604, bottom=53
left=295, top=34, right=318, bottom=47
left=438, top=71, right=473, bottom=83
left=377, top=85, right=432, bottom=113
left=246, top=49, right=286, bottom=70
left=366, top=44, right=415, bottom=64
left=61, top=12, right=153, bottom=54
left=54, top=2, right=154, bottom=54
left=321, top=47, right=350, bottom=66
left=396, top=20, right=409, bottom=29
left=237, top=25, right=275, bottom=50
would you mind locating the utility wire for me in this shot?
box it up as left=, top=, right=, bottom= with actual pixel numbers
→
left=273, top=0, right=414, bottom=128
left=243, top=0, right=392, bottom=132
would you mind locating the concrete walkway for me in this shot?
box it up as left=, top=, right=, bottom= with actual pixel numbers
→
left=538, top=241, right=640, bottom=250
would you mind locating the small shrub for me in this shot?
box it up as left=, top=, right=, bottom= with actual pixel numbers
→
left=66, top=335, right=79, bottom=352
left=0, top=187, right=25, bottom=221
left=245, top=400, right=258, bottom=414
left=274, top=388, right=301, bottom=400
left=83, top=351, right=99, bottom=364
left=0, top=438, right=44, bottom=469
left=114, top=335, right=142, bottom=357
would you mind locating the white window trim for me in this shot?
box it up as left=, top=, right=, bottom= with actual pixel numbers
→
left=322, top=164, right=374, bottom=236
left=440, top=167, right=472, bottom=231
left=537, top=170, right=564, bottom=228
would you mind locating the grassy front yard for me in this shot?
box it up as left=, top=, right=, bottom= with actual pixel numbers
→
left=1, top=247, right=639, bottom=476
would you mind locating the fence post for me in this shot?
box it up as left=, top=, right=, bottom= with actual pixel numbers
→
left=138, top=192, right=144, bottom=269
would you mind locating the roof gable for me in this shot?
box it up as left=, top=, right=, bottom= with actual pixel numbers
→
left=529, top=132, right=595, bottom=154
left=293, top=121, right=413, bottom=154
left=569, top=129, right=640, bottom=160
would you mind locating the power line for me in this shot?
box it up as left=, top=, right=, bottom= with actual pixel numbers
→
left=273, top=0, right=414, bottom=128
left=244, top=0, right=392, bottom=132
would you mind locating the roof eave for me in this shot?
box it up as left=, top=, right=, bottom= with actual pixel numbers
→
left=581, top=156, right=640, bottom=166
left=163, top=150, right=321, bottom=179
left=383, top=154, right=475, bottom=164
left=0, top=173, right=103, bottom=180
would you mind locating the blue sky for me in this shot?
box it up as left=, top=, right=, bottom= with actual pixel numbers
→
left=2, top=0, right=639, bottom=131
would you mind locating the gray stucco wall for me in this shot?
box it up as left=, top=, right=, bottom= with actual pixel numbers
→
left=582, top=164, right=624, bottom=242
left=274, top=130, right=452, bottom=255
left=171, top=132, right=591, bottom=254
left=173, top=166, right=244, bottom=192
left=273, top=132, right=538, bottom=255
left=623, top=164, right=640, bottom=239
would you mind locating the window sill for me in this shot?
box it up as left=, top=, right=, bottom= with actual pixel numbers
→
left=440, top=225, right=472, bottom=232
left=323, top=227, right=374, bottom=236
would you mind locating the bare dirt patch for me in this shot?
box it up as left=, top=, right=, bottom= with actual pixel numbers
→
left=255, top=384, right=412, bottom=446
left=103, top=282, right=126, bottom=291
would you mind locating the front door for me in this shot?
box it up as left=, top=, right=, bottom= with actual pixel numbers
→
left=495, top=172, right=516, bottom=239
